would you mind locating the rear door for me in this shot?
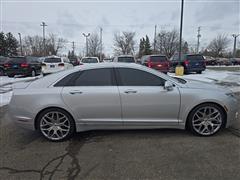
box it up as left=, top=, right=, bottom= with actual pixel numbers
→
left=60, top=68, right=122, bottom=126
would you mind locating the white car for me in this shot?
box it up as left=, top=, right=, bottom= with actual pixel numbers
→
left=41, top=56, right=73, bottom=75
left=113, top=55, right=135, bottom=63
left=80, top=57, right=100, bottom=64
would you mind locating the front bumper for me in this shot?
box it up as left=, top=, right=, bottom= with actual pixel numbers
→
left=225, top=97, right=239, bottom=127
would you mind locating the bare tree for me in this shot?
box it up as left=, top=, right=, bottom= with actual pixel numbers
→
left=46, top=33, right=66, bottom=55
left=155, top=29, right=179, bottom=58
left=113, top=31, right=136, bottom=55
left=22, top=34, right=66, bottom=56
left=207, top=34, right=230, bottom=57
left=88, top=32, right=101, bottom=57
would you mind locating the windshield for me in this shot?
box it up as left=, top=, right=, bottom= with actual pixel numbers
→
left=81, top=58, right=98, bottom=63
left=9, top=57, right=26, bottom=64
left=187, top=55, right=204, bottom=61
left=118, top=57, right=135, bottom=63
left=44, top=58, right=61, bottom=63
left=150, top=56, right=167, bottom=62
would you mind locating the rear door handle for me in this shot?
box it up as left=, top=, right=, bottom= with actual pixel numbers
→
left=69, top=90, right=83, bottom=95
left=124, top=90, right=137, bottom=94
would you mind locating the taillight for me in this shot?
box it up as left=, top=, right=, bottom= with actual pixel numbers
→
left=4, top=63, right=10, bottom=68
left=184, top=60, right=189, bottom=66
left=147, top=60, right=152, bottom=68
left=58, top=63, right=64, bottom=67
left=21, top=63, right=29, bottom=68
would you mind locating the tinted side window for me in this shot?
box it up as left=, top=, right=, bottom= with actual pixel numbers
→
left=117, top=68, right=165, bottom=86
left=55, top=68, right=115, bottom=87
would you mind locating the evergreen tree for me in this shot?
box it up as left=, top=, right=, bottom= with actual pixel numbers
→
left=138, top=38, right=145, bottom=58
left=144, top=35, right=152, bottom=55
left=0, top=32, right=6, bottom=56
left=5, top=32, right=18, bottom=56
left=182, top=41, right=189, bottom=54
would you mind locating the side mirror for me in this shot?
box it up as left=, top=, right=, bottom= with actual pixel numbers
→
left=164, top=81, right=174, bottom=91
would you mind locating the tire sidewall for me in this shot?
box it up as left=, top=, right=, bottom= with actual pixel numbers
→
left=187, top=103, right=225, bottom=136
left=36, top=108, right=75, bottom=141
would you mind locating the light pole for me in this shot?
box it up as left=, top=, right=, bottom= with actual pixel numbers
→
left=100, top=27, right=103, bottom=61
left=175, top=0, right=184, bottom=76
left=232, top=34, right=240, bottom=58
left=82, top=33, right=90, bottom=56
left=40, top=22, right=47, bottom=56
left=18, top=33, right=23, bottom=56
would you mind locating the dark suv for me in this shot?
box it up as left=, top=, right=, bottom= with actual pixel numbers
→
left=141, top=55, right=169, bottom=73
left=0, top=56, right=9, bottom=76
left=4, top=56, right=42, bottom=77
left=170, top=54, right=206, bottom=74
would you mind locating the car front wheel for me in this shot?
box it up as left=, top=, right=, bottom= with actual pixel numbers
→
left=37, top=108, right=75, bottom=141
left=188, top=103, right=225, bottom=136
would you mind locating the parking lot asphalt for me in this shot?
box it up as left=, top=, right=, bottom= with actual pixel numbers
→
left=0, top=96, right=240, bottom=180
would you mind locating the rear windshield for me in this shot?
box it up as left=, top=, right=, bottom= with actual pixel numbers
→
left=187, top=55, right=204, bottom=61
left=81, top=58, right=98, bottom=63
left=0, top=57, right=8, bottom=63
left=118, top=57, right=135, bottom=63
left=150, top=56, right=167, bottom=62
left=44, top=58, right=61, bottom=63
left=9, top=57, right=26, bottom=64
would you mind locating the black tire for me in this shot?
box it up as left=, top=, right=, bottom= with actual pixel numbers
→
left=187, top=103, right=226, bottom=136
left=36, top=108, right=75, bottom=142
left=31, top=69, right=36, bottom=77
left=197, top=71, right=202, bottom=74
left=0, top=68, right=4, bottom=76
left=7, top=74, right=15, bottom=78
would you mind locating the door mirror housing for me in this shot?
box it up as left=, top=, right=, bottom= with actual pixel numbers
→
left=164, top=81, right=174, bottom=91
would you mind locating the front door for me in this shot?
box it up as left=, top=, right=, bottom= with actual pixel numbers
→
left=115, top=67, right=180, bottom=126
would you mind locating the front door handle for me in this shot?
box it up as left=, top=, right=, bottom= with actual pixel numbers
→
left=124, top=90, right=137, bottom=94
left=69, top=90, right=83, bottom=95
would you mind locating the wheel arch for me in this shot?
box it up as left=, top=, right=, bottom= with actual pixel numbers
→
left=185, top=102, right=227, bottom=129
left=34, top=106, right=76, bottom=130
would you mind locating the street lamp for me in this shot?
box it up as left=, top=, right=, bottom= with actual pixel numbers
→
left=18, top=33, right=23, bottom=56
left=82, top=33, right=90, bottom=56
left=176, top=0, right=184, bottom=76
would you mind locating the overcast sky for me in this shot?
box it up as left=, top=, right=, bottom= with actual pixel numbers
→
left=1, top=0, right=239, bottom=56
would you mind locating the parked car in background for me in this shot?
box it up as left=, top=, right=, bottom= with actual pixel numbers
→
left=80, top=57, right=99, bottom=64
left=69, top=57, right=80, bottom=66
left=113, top=55, right=135, bottom=63
left=170, top=54, right=206, bottom=74
left=4, top=56, right=42, bottom=77
left=9, top=63, right=238, bottom=141
left=230, top=58, right=240, bottom=65
left=41, top=56, right=73, bottom=75
left=140, top=55, right=169, bottom=73
left=0, top=56, right=9, bottom=76
left=103, top=58, right=113, bottom=62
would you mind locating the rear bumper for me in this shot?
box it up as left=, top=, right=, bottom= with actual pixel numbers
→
left=42, top=67, right=64, bottom=74
left=5, top=68, right=31, bottom=75
left=185, top=67, right=205, bottom=72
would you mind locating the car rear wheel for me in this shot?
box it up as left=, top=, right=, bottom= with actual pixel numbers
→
left=0, top=68, right=4, bottom=76
left=37, top=108, right=75, bottom=141
left=31, top=69, right=36, bottom=77
left=188, top=103, right=225, bottom=136
left=197, top=71, right=202, bottom=74
left=7, top=74, right=15, bottom=78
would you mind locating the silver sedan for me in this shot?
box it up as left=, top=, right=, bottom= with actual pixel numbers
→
left=9, top=63, right=239, bottom=141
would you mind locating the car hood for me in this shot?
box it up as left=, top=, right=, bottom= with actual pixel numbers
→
left=182, top=79, right=231, bottom=93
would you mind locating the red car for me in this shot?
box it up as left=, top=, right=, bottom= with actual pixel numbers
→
left=140, top=55, right=169, bottom=73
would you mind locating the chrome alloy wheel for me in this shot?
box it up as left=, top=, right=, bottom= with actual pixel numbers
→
left=40, top=111, right=70, bottom=140
left=192, top=106, right=222, bottom=136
